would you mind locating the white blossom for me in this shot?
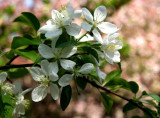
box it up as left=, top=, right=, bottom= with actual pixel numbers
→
left=58, top=63, right=94, bottom=87
left=38, top=39, right=77, bottom=71
left=39, top=6, right=81, bottom=39
left=12, top=82, right=31, bottom=118
left=81, top=6, right=119, bottom=37
left=30, top=60, right=60, bottom=102
left=93, top=31, right=123, bottom=64
left=0, top=72, right=14, bottom=95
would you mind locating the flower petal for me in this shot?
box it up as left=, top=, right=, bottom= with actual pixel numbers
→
left=49, top=72, right=59, bottom=81
left=50, top=83, right=59, bottom=100
left=31, top=85, right=47, bottom=102
left=40, top=60, right=50, bottom=76
left=92, top=28, right=103, bottom=44
left=94, top=6, right=107, bottom=22
left=81, top=22, right=92, bottom=31
left=30, top=67, right=44, bottom=81
left=82, top=8, right=93, bottom=23
left=51, top=10, right=59, bottom=19
left=74, top=10, right=82, bottom=18
left=80, top=34, right=94, bottom=42
left=60, top=59, right=76, bottom=71
left=97, top=22, right=119, bottom=34
left=113, top=51, right=120, bottom=63
left=38, top=44, right=54, bottom=59
left=67, top=6, right=74, bottom=19
left=13, top=81, right=22, bottom=95
left=58, top=74, right=73, bottom=87
left=65, top=23, right=81, bottom=36
left=45, top=28, right=62, bottom=39
left=96, top=67, right=106, bottom=80
left=48, top=61, right=59, bottom=74
left=61, top=46, right=77, bottom=58
left=0, top=72, right=7, bottom=84
left=78, top=63, right=94, bottom=74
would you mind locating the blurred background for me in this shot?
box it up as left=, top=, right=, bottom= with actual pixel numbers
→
left=0, top=0, right=160, bottom=117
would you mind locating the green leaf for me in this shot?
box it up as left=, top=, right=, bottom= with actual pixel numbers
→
left=100, top=92, right=113, bottom=114
left=12, top=37, right=42, bottom=49
left=128, top=81, right=139, bottom=94
left=14, top=50, right=38, bottom=61
left=60, top=85, right=72, bottom=111
left=7, top=68, right=29, bottom=78
left=105, top=78, right=129, bottom=89
left=56, top=41, right=77, bottom=48
left=5, top=50, right=15, bottom=59
left=76, top=77, right=87, bottom=90
left=55, top=33, right=76, bottom=48
left=141, top=91, right=160, bottom=102
left=123, top=102, right=136, bottom=113
left=102, top=70, right=122, bottom=87
left=80, top=54, right=96, bottom=65
left=0, top=89, right=14, bottom=118
left=14, top=12, right=40, bottom=31
left=148, top=94, right=160, bottom=102
left=82, top=46, right=99, bottom=62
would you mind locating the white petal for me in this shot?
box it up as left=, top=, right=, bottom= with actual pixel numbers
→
left=81, top=22, right=92, bottom=31
left=51, top=10, right=59, bottom=19
left=0, top=72, right=7, bottom=84
left=14, top=104, right=25, bottom=116
left=49, top=72, right=59, bottom=81
left=65, top=23, right=81, bottom=36
left=96, top=67, right=106, bottom=80
left=113, top=51, right=120, bottom=63
left=31, top=85, right=47, bottom=102
left=104, top=54, right=114, bottom=64
left=67, top=6, right=74, bottom=18
left=30, top=67, right=44, bottom=81
left=60, top=59, right=76, bottom=71
left=74, top=10, right=82, bottom=18
left=115, top=40, right=123, bottom=50
left=82, top=8, right=93, bottom=23
left=78, top=63, right=94, bottom=74
left=45, top=28, right=62, bottom=39
left=40, top=60, right=50, bottom=76
left=94, top=6, right=107, bottom=22
left=39, top=24, right=62, bottom=39
left=58, top=74, right=73, bottom=87
left=80, top=34, right=94, bottom=42
left=48, top=61, right=59, bottom=74
left=38, top=44, right=54, bottom=59
left=13, top=81, right=22, bottom=95
left=97, top=22, right=119, bottom=34
left=50, top=83, right=59, bottom=100
left=92, top=28, right=103, bottom=44
left=61, top=46, right=77, bottom=58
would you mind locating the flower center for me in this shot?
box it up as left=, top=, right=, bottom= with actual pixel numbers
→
left=106, top=44, right=116, bottom=51
left=37, top=75, right=50, bottom=87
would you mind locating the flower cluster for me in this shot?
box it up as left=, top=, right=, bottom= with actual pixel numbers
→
left=0, top=72, right=31, bottom=118
left=0, top=5, right=123, bottom=117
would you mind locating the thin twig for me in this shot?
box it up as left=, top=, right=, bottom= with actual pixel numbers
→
left=0, top=64, right=39, bottom=70
left=83, top=78, right=153, bottom=118
left=6, top=55, right=19, bottom=65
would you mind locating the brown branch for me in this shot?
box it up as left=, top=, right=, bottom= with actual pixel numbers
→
left=83, top=78, right=154, bottom=118
left=0, top=63, right=39, bottom=70
left=6, top=55, right=19, bottom=65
